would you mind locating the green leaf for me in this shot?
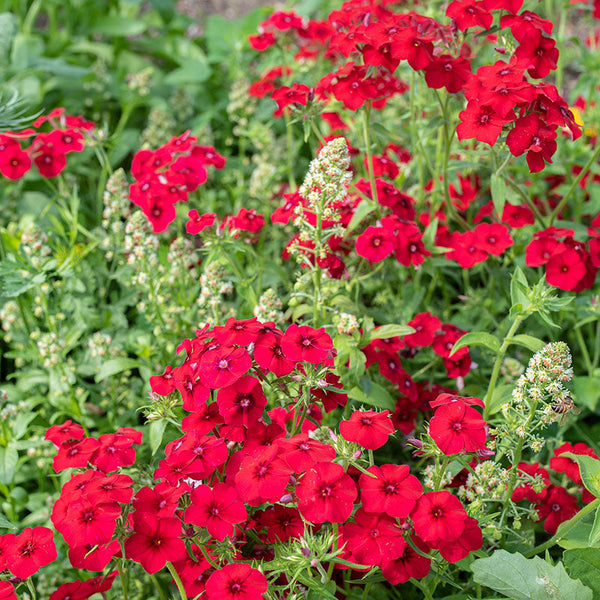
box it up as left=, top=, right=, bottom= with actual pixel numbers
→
left=95, top=358, right=142, bottom=382
left=149, top=419, right=167, bottom=456
left=507, top=334, right=546, bottom=353
left=590, top=507, right=600, bottom=547
left=0, top=514, right=15, bottom=530
left=90, top=17, right=147, bottom=37
left=471, top=549, right=593, bottom=600
left=557, top=510, right=600, bottom=549
left=510, top=267, right=530, bottom=314
left=562, top=453, right=600, bottom=498
left=563, top=549, right=600, bottom=598
left=369, top=324, right=415, bottom=340
left=349, top=381, right=396, bottom=411
left=163, top=59, right=210, bottom=84
left=347, top=199, right=376, bottom=232
left=491, top=174, right=506, bottom=218
left=0, top=445, right=18, bottom=485
left=573, top=376, right=600, bottom=411
left=149, top=0, right=175, bottom=23
left=450, top=331, right=500, bottom=357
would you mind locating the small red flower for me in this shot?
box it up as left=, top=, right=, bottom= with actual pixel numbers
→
left=280, top=324, right=333, bottom=364
left=411, top=491, right=468, bottom=542
left=205, top=563, right=268, bottom=600
left=339, top=410, right=394, bottom=450
left=429, top=401, right=487, bottom=455
left=6, top=526, right=57, bottom=579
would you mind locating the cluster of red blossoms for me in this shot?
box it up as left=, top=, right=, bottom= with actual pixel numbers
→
left=249, top=1, right=580, bottom=173
left=17, top=319, right=486, bottom=598
left=186, top=207, right=265, bottom=239
left=129, top=131, right=226, bottom=233
left=525, top=225, right=600, bottom=292
left=0, top=108, right=94, bottom=180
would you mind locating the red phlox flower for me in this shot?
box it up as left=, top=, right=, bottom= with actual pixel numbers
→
left=506, top=113, right=557, bottom=172
left=0, top=141, right=31, bottom=179
left=185, top=483, right=247, bottom=541
left=446, top=230, right=489, bottom=268
left=174, top=364, right=211, bottom=412
left=53, top=437, right=100, bottom=472
left=125, top=512, right=187, bottom=574
left=165, top=433, right=229, bottom=480
left=446, top=0, right=493, bottom=31
left=501, top=203, right=535, bottom=227
left=68, top=540, right=120, bottom=571
left=190, top=145, right=226, bottom=170
left=277, top=433, right=336, bottom=472
left=280, top=324, right=333, bottom=364
left=473, top=222, right=513, bottom=256
left=359, top=463, right=423, bottom=518
left=182, top=402, right=225, bottom=434
left=253, top=330, right=296, bottom=376
left=340, top=410, right=394, bottom=450
left=535, top=485, right=579, bottom=534
left=550, top=442, right=599, bottom=485
left=511, top=462, right=551, bottom=503
left=213, top=317, right=263, bottom=346
left=525, top=233, right=561, bottom=266
left=429, top=400, right=487, bottom=455
left=430, top=393, right=485, bottom=409
left=457, top=101, right=511, bottom=146
left=424, top=55, right=472, bottom=94
left=355, top=226, right=396, bottom=262
left=0, top=583, right=16, bottom=600
left=381, top=535, right=431, bottom=584
left=229, top=207, right=265, bottom=233
left=545, top=246, right=587, bottom=291
left=187, top=210, right=217, bottom=235
left=310, top=372, right=348, bottom=412
left=61, top=496, right=122, bottom=547
left=296, top=461, right=357, bottom=523
left=30, top=134, right=67, bottom=177
left=46, top=420, right=85, bottom=446
left=217, top=375, right=268, bottom=428
left=341, top=508, right=406, bottom=567
left=6, top=526, right=57, bottom=579
left=234, top=445, right=291, bottom=506
left=389, top=26, right=434, bottom=70
left=271, top=83, right=311, bottom=117
left=435, top=516, right=482, bottom=562
left=260, top=505, right=305, bottom=543
left=205, top=563, right=268, bottom=600
left=404, top=312, right=441, bottom=348
left=90, top=433, right=138, bottom=473
left=411, top=491, right=468, bottom=542
left=132, top=482, right=187, bottom=518
left=199, top=346, right=252, bottom=389
left=433, top=324, right=469, bottom=360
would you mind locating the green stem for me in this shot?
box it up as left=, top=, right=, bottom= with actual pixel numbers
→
left=361, top=103, right=380, bottom=217
left=433, top=456, right=450, bottom=491
left=593, top=319, right=600, bottom=369
left=117, top=561, right=129, bottom=600
left=499, top=399, right=540, bottom=530
left=284, top=109, right=297, bottom=190
left=166, top=561, right=187, bottom=600
left=524, top=498, right=600, bottom=557
left=150, top=573, right=168, bottom=600
left=550, top=142, right=600, bottom=224
left=574, top=326, right=593, bottom=376
left=483, top=315, right=524, bottom=420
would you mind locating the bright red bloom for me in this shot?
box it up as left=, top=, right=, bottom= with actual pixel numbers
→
left=271, top=83, right=311, bottom=117
left=429, top=401, right=487, bottom=455
left=359, top=464, right=423, bottom=518
left=53, top=437, right=100, bottom=472
left=205, top=563, right=268, bottom=600
left=217, top=376, right=267, bottom=428
left=340, top=410, right=394, bottom=450
left=446, top=0, right=493, bottom=31
left=277, top=433, right=336, bottom=472
left=536, top=485, right=579, bottom=534
left=381, top=536, right=431, bottom=584
left=125, top=513, right=187, bottom=573
left=234, top=446, right=291, bottom=506
left=199, top=346, right=252, bottom=389
left=0, top=144, right=31, bottom=179
left=550, top=442, right=599, bottom=485
left=435, top=516, right=482, bottom=562
left=514, top=28, right=558, bottom=79
left=447, top=230, right=489, bottom=268
left=68, top=540, right=120, bottom=571
left=545, top=247, right=586, bottom=291
left=260, top=505, right=305, bottom=543
left=185, top=483, right=247, bottom=541
left=62, top=497, right=121, bottom=547
left=254, top=331, right=296, bottom=376
left=424, top=55, right=471, bottom=94
left=90, top=433, right=137, bottom=473
left=506, top=113, right=557, bottom=173
left=411, top=491, right=468, bottom=542
left=457, top=101, right=509, bottom=146
left=280, top=324, right=333, bottom=364
left=356, top=226, right=396, bottom=262
left=296, top=462, right=357, bottom=523
left=474, top=223, right=513, bottom=256
left=6, top=526, right=57, bottom=579
left=45, top=420, right=85, bottom=446
left=341, top=508, right=406, bottom=567
left=404, top=312, right=441, bottom=348
left=0, top=582, right=16, bottom=600
left=187, top=210, right=216, bottom=235
left=229, top=208, right=265, bottom=233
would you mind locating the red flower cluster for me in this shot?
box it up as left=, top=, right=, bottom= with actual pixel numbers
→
left=445, top=222, right=514, bottom=268
left=129, top=131, right=226, bottom=233
left=0, top=108, right=94, bottom=180
left=525, top=226, right=598, bottom=292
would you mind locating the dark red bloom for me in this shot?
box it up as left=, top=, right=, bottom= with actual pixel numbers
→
left=6, top=526, right=57, bottom=579
left=411, top=491, right=468, bottom=542
left=280, top=324, right=333, bottom=364
left=536, top=485, right=579, bottom=534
